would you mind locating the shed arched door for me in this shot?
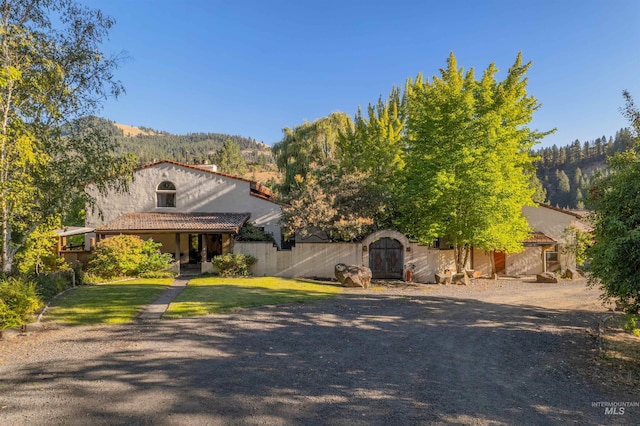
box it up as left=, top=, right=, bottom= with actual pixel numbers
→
left=369, top=238, right=403, bottom=279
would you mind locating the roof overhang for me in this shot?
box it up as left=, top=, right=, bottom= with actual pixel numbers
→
left=55, top=226, right=95, bottom=237
left=523, top=232, right=556, bottom=246
left=95, top=212, right=251, bottom=234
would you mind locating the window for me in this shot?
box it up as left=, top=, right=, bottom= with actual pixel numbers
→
left=157, top=181, right=176, bottom=207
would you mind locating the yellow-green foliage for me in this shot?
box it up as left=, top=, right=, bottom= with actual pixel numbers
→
left=0, top=278, right=43, bottom=330
left=88, top=235, right=173, bottom=279
left=401, top=52, right=550, bottom=271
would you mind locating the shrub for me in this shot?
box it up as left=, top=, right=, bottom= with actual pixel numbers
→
left=35, top=272, right=73, bottom=302
left=88, top=235, right=172, bottom=279
left=212, top=253, right=257, bottom=277
left=0, top=278, right=43, bottom=330
left=236, top=222, right=275, bottom=243
left=623, top=314, right=640, bottom=337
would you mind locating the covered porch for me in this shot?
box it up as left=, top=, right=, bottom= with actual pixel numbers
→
left=94, top=212, right=250, bottom=274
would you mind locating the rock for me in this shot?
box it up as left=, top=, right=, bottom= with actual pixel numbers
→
left=465, top=269, right=482, bottom=279
left=452, top=273, right=469, bottom=285
left=536, top=272, right=558, bottom=283
left=335, top=263, right=372, bottom=288
left=564, top=268, right=582, bottom=279
left=435, top=273, right=452, bottom=285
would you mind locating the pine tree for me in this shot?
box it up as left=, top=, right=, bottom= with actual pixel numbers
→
left=215, top=139, right=248, bottom=177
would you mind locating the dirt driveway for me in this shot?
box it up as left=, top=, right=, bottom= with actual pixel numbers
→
left=1, top=278, right=638, bottom=425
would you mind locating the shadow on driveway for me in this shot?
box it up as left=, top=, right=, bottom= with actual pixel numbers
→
left=1, top=293, right=637, bottom=425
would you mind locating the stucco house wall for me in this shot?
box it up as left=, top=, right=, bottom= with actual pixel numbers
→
left=86, top=161, right=282, bottom=246
left=505, top=246, right=544, bottom=276
left=522, top=205, right=583, bottom=272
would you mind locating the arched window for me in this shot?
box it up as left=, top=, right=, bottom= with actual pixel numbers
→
left=157, top=181, right=176, bottom=207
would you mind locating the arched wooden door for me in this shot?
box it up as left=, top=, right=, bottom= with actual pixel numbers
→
left=369, top=238, right=404, bottom=279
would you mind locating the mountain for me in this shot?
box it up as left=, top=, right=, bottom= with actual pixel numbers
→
left=534, top=128, right=635, bottom=209
left=85, top=117, right=280, bottom=185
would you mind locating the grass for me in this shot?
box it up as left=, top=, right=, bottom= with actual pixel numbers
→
left=594, top=314, right=640, bottom=393
left=44, top=278, right=174, bottom=325
left=164, top=276, right=342, bottom=318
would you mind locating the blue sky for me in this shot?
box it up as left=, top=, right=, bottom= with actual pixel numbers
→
left=88, top=0, right=640, bottom=148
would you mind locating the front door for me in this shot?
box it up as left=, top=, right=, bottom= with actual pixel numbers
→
left=493, top=251, right=506, bottom=275
left=188, top=234, right=201, bottom=264
left=369, top=238, right=403, bottom=279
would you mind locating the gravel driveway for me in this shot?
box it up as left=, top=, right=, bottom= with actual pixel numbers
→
left=1, top=278, right=638, bottom=425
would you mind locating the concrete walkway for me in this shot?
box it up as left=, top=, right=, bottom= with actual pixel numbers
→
left=137, top=277, right=190, bottom=321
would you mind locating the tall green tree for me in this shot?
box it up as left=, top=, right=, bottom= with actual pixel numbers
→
left=588, top=90, right=640, bottom=316
left=336, top=87, right=407, bottom=229
left=272, top=112, right=353, bottom=196
left=0, top=0, right=136, bottom=274
left=400, top=52, right=549, bottom=273
left=215, top=139, right=247, bottom=177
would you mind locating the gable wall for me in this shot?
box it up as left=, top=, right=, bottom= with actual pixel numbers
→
left=86, top=163, right=282, bottom=243
left=522, top=205, right=576, bottom=242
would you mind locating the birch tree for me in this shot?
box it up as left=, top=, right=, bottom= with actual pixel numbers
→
left=0, top=0, right=136, bottom=274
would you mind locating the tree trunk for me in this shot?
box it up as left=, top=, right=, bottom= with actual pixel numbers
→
left=2, top=204, right=13, bottom=274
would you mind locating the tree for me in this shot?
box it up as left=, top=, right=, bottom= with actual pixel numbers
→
left=555, top=169, right=571, bottom=207
left=400, top=52, right=550, bottom=273
left=280, top=162, right=381, bottom=242
left=588, top=90, right=640, bottom=316
left=530, top=173, right=547, bottom=204
left=0, top=1, right=136, bottom=274
left=272, top=112, right=353, bottom=196
left=215, top=139, right=247, bottom=177
left=336, top=87, right=406, bottom=229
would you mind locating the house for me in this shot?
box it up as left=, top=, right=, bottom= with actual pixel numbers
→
left=471, top=204, right=588, bottom=276
left=84, top=161, right=282, bottom=273
left=83, top=162, right=584, bottom=281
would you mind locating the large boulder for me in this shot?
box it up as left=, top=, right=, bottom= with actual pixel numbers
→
left=335, top=264, right=372, bottom=288
left=435, top=273, right=452, bottom=285
left=564, top=268, right=582, bottom=280
left=452, top=272, right=470, bottom=285
left=536, top=272, right=558, bottom=283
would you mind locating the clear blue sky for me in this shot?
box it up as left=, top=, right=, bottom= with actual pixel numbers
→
left=87, top=0, right=640, bottom=148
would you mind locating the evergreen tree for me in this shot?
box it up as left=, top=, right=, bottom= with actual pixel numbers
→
left=215, top=139, right=248, bottom=177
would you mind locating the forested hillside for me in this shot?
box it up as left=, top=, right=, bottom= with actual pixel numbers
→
left=534, top=128, right=635, bottom=209
left=86, top=117, right=276, bottom=167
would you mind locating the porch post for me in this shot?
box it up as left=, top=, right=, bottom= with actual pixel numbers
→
left=200, top=234, right=208, bottom=263
left=175, top=233, right=181, bottom=263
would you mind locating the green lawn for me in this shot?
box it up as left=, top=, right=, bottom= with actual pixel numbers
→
left=164, top=276, right=342, bottom=318
left=44, top=278, right=174, bottom=325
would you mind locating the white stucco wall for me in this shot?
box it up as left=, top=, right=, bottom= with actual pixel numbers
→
left=472, top=248, right=493, bottom=276
left=86, top=162, right=283, bottom=244
left=235, top=240, right=451, bottom=283
left=235, top=242, right=362, bottom=278
left=506, top=246, right=544, bottom=276
left=522, top=205, right=581, bottom=272
left=522, top=205, right=578, bottom=242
